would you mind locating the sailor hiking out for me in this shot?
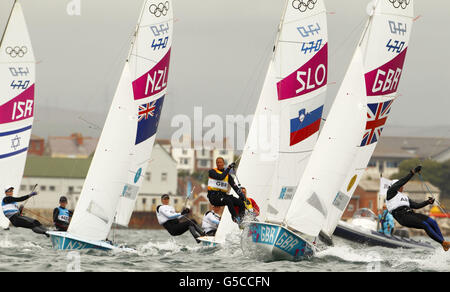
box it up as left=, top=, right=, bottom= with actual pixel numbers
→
left=207, top=157, right=246, bottom=224
left=2, top=187, right=48, bottom=237
left=387, top=166, right=450, bottom=251
left=157, top=194, right=205, bottom=243
left=202, top=205, right=222, bottom=236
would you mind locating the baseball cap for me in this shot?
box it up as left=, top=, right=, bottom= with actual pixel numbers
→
left=161, top=194, right=170, bottom=200
left=59, top=196, right=68, bottom=203
left=4, top=187, right=14, bottom=193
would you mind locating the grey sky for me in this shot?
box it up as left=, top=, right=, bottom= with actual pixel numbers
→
left=1, top=0, right=449, bottom=140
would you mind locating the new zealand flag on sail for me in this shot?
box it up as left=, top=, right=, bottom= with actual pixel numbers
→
left=135, top=96, right=164, bottom=145
left=290, top=106, right=323, bottom=146
left=360, top=99, right=393, bottom=147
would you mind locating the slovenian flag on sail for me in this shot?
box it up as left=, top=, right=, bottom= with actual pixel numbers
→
left=135, top=96, right=164, bottom=145
left=290, top=105, right=323, bottom=146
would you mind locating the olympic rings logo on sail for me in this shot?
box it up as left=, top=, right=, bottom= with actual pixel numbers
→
left=5, top=46, right=28, bottom=58
left=149, top=2, right=170, bottom=17
left=389, top=0, right=410, bottom=9
left=292, top=0, right=318, bottom=12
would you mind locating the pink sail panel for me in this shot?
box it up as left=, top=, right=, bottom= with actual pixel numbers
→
left=132, top=48, right=171, bottom=101
left=364, top=48, right=408, bottom=96
left=277, top=43, right=328, bottom=101
left=0, top=84, right=35, bottom=124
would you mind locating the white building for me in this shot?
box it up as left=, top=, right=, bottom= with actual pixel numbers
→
left=20, top=143, right=180, bottom=212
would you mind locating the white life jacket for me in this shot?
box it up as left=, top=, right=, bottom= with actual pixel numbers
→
left=2, top=200, right=19, bottom=219
left=202, top=211, right=221, bottom=233
left=156, top=204, right=181, bottom=225
left=386, top=192, right=410, bottom=212
left=207, top=168, right=229, bottom=192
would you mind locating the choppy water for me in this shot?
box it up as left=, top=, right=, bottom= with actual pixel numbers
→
left=0, top=227, right=448, bottom=272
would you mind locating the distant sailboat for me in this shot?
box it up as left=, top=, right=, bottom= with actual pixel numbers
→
left=0, top=0, right=36, bottom=231
left=198, top=0, right=328, bottom=249
left=241, top=0, right=414, bottom=260
left=47, top=0, right=173, bottom=250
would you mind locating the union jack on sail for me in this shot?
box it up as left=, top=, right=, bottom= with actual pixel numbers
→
left=360, top=100, right=393, bottom=147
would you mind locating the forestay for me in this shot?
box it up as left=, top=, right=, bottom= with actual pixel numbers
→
left=215, top=0, right=328, bottom=243
left=0, top=1, right=35, bottom=229
left=285, top=0, right=414, bottom=238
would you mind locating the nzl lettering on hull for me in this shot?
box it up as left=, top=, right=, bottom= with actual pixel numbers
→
left=277, top=43, right=327, bottom=101
left=0, top=85, right=34, bottom=124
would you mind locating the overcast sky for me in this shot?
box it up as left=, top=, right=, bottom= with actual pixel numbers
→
left=1, top=0, right=449, bottom=140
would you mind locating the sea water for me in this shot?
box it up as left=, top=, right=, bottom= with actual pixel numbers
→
left=0, top=228, right=448, bottom=272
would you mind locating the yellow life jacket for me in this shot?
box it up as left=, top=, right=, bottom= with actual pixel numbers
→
left=207, top=168, right=229, bottom=192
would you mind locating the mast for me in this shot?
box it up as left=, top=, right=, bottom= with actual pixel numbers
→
left=0, top=0, right=16, bottom=47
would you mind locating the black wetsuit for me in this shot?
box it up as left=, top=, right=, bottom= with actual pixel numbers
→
left=2, top=195, right=48, bottom=236
left=387, top=172, right=444, bottom=244
left=207, top=167, right=245, bottom=220
left=53, top=207, right=73, bottom=231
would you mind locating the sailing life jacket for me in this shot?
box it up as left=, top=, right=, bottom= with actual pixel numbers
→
left=156, top=204, right=181, bottom=225
left=207, top=168, right=229, bottom=193
left=386, top=192, right=410, bottom=213
left=2, top=199, right=19, bottom=219
left=57, top=207, right=70, bottom=223
left=202, top=211, right=221, bottom=233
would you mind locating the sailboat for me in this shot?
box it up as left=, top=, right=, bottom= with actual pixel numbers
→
left=198, top=0, right=328, bottom=249
left=47, top=0, right=173, bottom=250
left=241, top=0, right=415, bottom=261
left=0, top=0, right=36, bottom=231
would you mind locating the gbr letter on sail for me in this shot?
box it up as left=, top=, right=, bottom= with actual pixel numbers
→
left=0, top=1, right=35, bottom=229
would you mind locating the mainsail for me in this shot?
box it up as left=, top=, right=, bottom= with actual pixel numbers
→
left=321, top=0, right=414, bottom=237
left=68, top=0, right=173, bottom=240
left=215, top=0, right=328, bottom=243
left=285, top=0, right=414, bottom=238
left=0, top=0, right=35, bottom=229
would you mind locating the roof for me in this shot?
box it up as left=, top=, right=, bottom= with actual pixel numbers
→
left=373, top=136, right=450, bottom=160
left=48, top=134, right=99, bottom=158
left=30, top=134, right=44, bottom=141
left=23, top=156, right=92, bottom=179
left=358, top=178, right=440, bottom=194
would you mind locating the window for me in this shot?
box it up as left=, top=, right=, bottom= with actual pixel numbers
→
left=152, top=199, right=156, bottom=204
left=49, top=186, right=55, bottom=191
left=68, top=186, right=74, bottom=193
left=386, top=161, right=399, bottom=168
left=161, top=173, right=168, bottom=181
left=20, top=185, right=26, bottom=191
left=142, top=198, right=147, bottom=204
left=367, top=160, right=376, bottom=167
left=199, top=159, right=208, bottom=167
left=174, top=199, right=178, bottom=204
left=220, top=150, right=227, bottom=155
left=146, top=172, right=151, bottom=181
left=40, top=185, right=46, bottom=191
left=29, top=185, right=35, bottom=191
left=368, top=200, right=373, bottom=210
left=182, top=149, right=188, bottom=155
left=35, top=143, right=41, bottom=151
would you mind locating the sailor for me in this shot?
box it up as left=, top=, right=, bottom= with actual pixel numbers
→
left=378, top=205, right=395, bottom=235
left=202, top=205, right=222, bottom=236
left=240, top=187, right=260, bottom=218
left=207, top=157, right=246, bottom=224
left=156, top=194, right=205, bottom=243
left=387, top=166, right=449, bottom=251
left=53, top=196, right=73, bottom=231
left=1, top=187, right=48, bottom=237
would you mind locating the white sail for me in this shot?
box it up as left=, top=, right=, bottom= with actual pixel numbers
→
left=67, top=65, right=136, bottom=241
left=285, top=0, right=414, bottom=238
left=215, top=0, right=328, bottom=243
left=0, top=1, right=35, bottom=229
left=115, top=0, right=173, bottom=226
left=321, top=0, right=414, bottom=237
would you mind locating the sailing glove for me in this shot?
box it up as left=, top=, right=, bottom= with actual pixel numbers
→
left=414, top=165, right=422, bottom=173
left=427, top=197, right=435, bottom=205
left=181, top=208, right=190, bottom=215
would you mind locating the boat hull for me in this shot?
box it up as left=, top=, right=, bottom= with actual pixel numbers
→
left=333, top=221, right=434, bottom=250
left=242, top=222, right=315, bottom=261
left=197, top=236, right=219, bottom=247
left=48, top=231, right=133, bottom=251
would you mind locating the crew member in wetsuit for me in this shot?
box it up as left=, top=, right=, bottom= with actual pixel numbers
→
left=207, top=157, right=245, bottom=224
left=202, top=205, right=222, bottom=236
left=1, top=187, right=48, bottom=237
left=53, top=196, right=73, bottom=231
left=387, top=166, right=449, bottom=251
left=157, top=194, right=205, bottom=243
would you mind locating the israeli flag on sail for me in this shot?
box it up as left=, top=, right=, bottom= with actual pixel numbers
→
left=135, top=96, right=164, bottom=145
